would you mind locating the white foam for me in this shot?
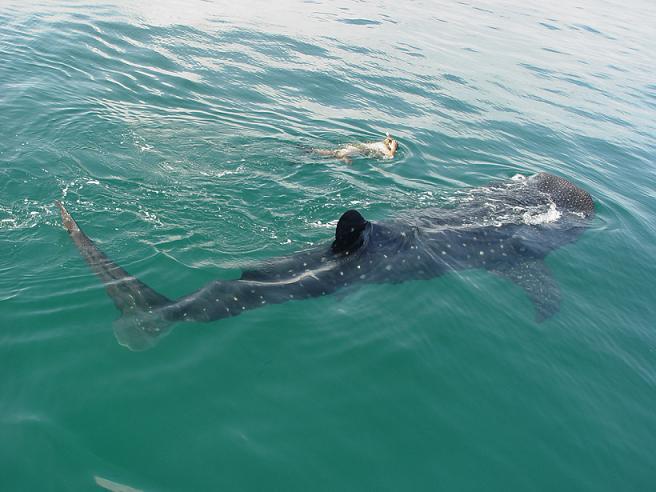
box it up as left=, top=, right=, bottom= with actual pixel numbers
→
left=309, top=219, right=338, bottom=229
left=522, top=202, right=561, bottom=225
left=0, top=218, right=17, bottom=226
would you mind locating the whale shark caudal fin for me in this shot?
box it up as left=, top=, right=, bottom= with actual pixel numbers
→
left=490, top=259, right=561, bottom=322
left=56, top=201, right=174, bottom=351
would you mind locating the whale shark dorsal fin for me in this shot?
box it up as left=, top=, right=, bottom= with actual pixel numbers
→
left=332, top=210, right=369, bottom=254
left=490, top=259, right=561, bottom=322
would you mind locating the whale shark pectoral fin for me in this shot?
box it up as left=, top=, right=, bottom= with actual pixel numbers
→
left=490, top=259, right=561, bottom=322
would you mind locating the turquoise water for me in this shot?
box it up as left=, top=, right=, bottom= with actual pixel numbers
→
left=2, top=0, right=655, bottom=490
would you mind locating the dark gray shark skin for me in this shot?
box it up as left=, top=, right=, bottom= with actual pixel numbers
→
left=57, top=172, right=594, bottom=350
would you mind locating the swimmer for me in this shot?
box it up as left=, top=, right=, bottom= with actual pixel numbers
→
left=314, top=133, right=399, bottom=163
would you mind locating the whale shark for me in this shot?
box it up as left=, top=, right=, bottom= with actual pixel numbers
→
left=56, top=172, right=594, bottom=350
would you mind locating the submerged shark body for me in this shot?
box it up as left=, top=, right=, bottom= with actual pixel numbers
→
left=57, top=172, right=594, bottom=350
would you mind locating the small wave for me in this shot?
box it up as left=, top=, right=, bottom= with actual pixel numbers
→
left=0, top=201, right=56, bottom=230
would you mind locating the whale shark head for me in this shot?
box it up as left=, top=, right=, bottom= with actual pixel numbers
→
left=332, top=210, right=370, bottom=254
left=534, top=172, right=594, bottom=217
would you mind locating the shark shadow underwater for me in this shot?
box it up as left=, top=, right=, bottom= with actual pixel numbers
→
left=57, top=172, right=594, bottom=351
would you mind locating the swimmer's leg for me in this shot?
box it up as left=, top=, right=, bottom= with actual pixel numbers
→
left=313, top=149, right=337, bottom=157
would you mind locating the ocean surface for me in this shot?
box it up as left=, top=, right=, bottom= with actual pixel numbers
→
left=1, top=0, right=655, bottom=490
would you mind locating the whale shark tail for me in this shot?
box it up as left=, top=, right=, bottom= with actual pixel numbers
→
left=56, top=201, right=174, bottom=350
